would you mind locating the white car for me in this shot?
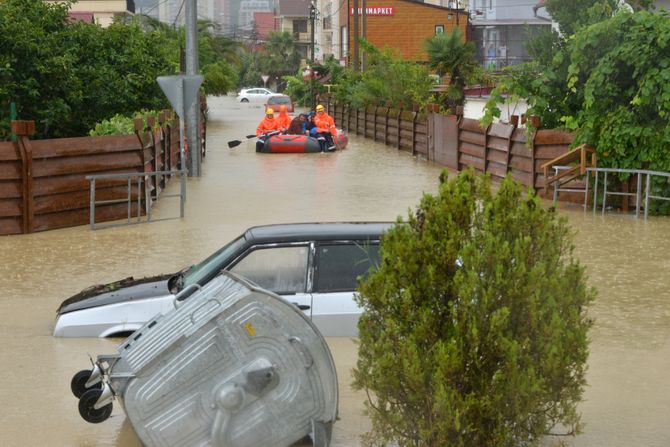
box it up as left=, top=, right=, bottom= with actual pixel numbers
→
left=54, top=222, right=391, bottom=338
left=237, top=87, right=278, bottom=103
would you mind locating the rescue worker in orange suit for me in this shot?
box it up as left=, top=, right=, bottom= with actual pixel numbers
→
left=276, top=104, right=292, bottom=133
left=256, top=108, right=281, bottom=152
left=313, top=104, right=337, bottom=151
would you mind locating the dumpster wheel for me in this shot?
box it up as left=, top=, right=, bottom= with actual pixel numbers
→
left=78, top=389, right=112, bottom=423
left=71, top=369, right=101, bottom=399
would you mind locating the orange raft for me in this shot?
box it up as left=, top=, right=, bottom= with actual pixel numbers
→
left=256, top=134, right=322, bottom=153
left=256, top=130, right=349, bottom=153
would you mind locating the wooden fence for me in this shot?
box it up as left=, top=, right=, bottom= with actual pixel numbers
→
left=325, top=97, right=575, bottom=193
left=0, top=112, right=185, bottom=235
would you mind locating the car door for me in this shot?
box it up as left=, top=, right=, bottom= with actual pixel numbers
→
left=310, top=241, right=381, bottom=337
left=228, top=243, right=313, bottom=317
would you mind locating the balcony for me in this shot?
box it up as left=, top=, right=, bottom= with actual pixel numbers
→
left=293, top=32, right=311, bottom=42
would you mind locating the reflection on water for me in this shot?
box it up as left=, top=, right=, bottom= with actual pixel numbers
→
left=0, top=96, right=668, bottom=446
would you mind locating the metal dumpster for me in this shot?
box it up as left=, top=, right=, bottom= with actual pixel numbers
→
left=70, top=272, right=338, bottom=447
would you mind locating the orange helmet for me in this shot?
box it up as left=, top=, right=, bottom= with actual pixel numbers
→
left=279, top=105, right=287, bottom=113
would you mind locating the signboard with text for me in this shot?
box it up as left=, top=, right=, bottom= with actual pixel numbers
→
left=349, top=6, right=395, bottom=16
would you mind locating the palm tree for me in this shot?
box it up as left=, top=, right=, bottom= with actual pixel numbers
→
left=425, top=28, right=479, bottom=111
left=262, top=31, right=302, bottom=81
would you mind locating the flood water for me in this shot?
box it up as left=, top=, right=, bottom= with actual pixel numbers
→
left=0, top=96, right=668, bottom=446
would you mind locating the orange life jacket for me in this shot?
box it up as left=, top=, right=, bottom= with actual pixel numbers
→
left=313, top=112, right=337, bottom=136
left=256, top=116, right=280, bottom=136
left=276, top=112, right=292, bottom=131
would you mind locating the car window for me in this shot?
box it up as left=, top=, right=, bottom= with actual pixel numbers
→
left=248, top=89, right=259, bottom=94
left=183, top=236, right=246, bottom=287
left=269, top=97, right=290, bottom=105
left=314, top=243, right=380, bottom=293
left=231, top=246, right=309, bottom=294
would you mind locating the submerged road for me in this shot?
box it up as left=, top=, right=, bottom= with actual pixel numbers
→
left=0, top=96, right=668, bottom=446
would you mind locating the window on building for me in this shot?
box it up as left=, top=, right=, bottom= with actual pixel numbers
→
left=293, top=19, right=308, bottom=34
left=473, top=24, right=549, bottom=70
left=435, top=25, right=445, bottom=34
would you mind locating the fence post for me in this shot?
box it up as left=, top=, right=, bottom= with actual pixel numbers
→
left=530, top=129, right=537, bottom=190
left=481, top=123, right=489, bottom=175
left=384, top=103, right=391, bottom=146
left=396, top=108, right=402, bottom=150
left=411, top=108, right=418, bottom=156
left=373, top=104, right=379, bottom=141
left=357, top=107, right=361, bottom=135
left=134, top=118, right=149, bottom=218
left=342, top=103, right=351, bottom=133
left=146, top=116, right=159, bottom=200
left=12, top=120, right=36, bottom=234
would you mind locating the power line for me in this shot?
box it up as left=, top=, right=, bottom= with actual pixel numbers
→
left=172, top=0, right=186, bottom=28
left=140, top=0, right=172, bottom=16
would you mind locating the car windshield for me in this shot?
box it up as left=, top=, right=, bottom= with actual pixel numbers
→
left=182, top=235, right=246, bottom=287
left=270, top=97, right=290, bottom=104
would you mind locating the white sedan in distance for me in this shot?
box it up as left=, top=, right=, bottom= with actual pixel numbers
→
left=237, top=87, right=278, bottom=103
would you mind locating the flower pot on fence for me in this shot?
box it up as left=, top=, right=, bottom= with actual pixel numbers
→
left=529, top=115, right=541, bottom=128
left=510, top=115, right=519, bottom=127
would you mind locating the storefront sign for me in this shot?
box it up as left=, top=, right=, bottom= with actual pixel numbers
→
left=349, top=6, right=395, bottom=16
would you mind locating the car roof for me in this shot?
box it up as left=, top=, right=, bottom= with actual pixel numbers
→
left=243, top=222, right=393, bottom=244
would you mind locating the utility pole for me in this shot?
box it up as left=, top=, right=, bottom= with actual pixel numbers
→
left=185, top=0, right=201, bottom=176
left=353, top=0, right=359, bottom=71
left=310, top=1, right=316, bottom=63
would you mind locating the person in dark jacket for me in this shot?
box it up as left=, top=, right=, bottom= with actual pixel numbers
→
left=287, top=113, right=308, bottom=135
left=305, top=111, right=317, bottom=135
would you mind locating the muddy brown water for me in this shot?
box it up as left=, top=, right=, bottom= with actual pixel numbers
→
left=0, top=96, right=668, bottom=446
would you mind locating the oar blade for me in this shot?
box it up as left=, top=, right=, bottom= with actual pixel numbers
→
left=227, top=140, right=242, bottom=148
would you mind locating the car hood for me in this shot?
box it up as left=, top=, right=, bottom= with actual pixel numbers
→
left=56, top=273, right=177, bottom=315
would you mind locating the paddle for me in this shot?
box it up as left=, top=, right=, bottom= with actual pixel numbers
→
left=227, top=134, right=258, bottom=148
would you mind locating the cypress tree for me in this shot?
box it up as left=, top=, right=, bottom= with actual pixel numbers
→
left=354, top=170, right=594, bottom=447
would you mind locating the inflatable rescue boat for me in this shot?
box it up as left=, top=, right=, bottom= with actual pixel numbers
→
left=257, top=134, right=321, bottom=153
left=256, top=130, right=348, bottom=153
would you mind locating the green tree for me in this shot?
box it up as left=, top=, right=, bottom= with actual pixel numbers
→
left=284, top=56, right=346, bottom=106
left=564, top=11, right=670, bottom=213
left=354, top=170, right=594, bottom=447
left=545, top=0, right=618, bottom=36
left=425, top=28, right=480, bottom=111
left=334, top=40, right=435, bottom=109
left=259, top=31, right=302, bottom=84
left=237, top=52, right=264, bottom=89
left=0, top=0, right=174, bottom=138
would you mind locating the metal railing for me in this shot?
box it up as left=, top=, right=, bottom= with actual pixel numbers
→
left=551, top=165, right=587, bottom=204
left=550, top=166, right=670, bottom=219
left=585, top=167, right=670, bottom=219
left=87, top=170, right=185, bottom=230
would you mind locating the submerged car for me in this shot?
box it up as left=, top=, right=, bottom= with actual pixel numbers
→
left=54, top=222, right=391, bottom=338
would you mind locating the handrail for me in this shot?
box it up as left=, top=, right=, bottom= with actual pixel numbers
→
left=585, top=167, right=670, bottom=219
left=541, top=144, right=597, bottom=190
left=86, top=169, right=185, bottom=230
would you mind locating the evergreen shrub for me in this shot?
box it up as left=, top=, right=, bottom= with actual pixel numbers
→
left=354, top=170, right=595, bottom=447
